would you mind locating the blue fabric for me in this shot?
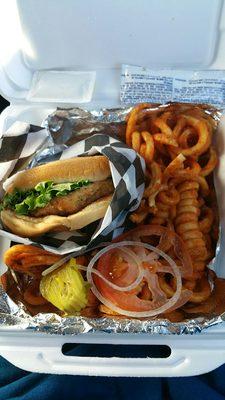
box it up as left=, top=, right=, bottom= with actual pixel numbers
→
left=0, top=345, right=225, bottom=400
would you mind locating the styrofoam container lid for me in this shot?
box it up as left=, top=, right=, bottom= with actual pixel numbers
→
left=0, top=0, right=224, bottom=105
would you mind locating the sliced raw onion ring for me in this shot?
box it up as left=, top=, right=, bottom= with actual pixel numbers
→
left=78, top=247, right=145, bottom=293
left=113, top=225, right=193, bottom=278
left=42, top=254, right=73, bottom=276
left=87, top=241, right=183, bottom=318
left=43, top=247, right=145, bottom=293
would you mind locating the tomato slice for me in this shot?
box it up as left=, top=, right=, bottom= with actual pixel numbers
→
left=94, top=225, right=193, bottom=314
left=95, top=250, right=166, bottom=312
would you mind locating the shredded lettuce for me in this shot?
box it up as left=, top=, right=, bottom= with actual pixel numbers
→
left=0, top=180, right=90, bottom=215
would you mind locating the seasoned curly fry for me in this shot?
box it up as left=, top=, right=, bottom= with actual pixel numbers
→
left=144, top=161, right=164, bottom=207
left=150, top=188, right=180, bottom=226
left=126, top=103, right=219, bottom=309
left=130, top=199, right=149, bottom=224
left=23, top=280, right=48, bottom=306
left=200, top=147, right=218, bottom=176
left=99, top=304, right=120, bottom=316
left=126, top=103, right=152, bottom=146
left=199, top=206, right=214, bottom=234
left=175, top=181, right=207, bottom=262
left=131, top=130, right=154, bottom=165
left=172, top=116, right=187, bottom=139
left=4, top=244, right=61, bottom=276
left=153, top=133, right=178, bottom=147
left=189, top=275, right=211, bottom=303
left=174, top=159, right=201, bottom=180
left=172, top=116, right=211, bottom=157
left=163, top=154, right=185, bottom=181
left=153, top=113, right=178, bottom=147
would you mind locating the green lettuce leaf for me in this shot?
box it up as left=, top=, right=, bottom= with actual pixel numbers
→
left=1, top=179, right=90, bottom=215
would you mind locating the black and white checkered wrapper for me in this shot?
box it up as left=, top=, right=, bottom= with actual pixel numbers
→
left=0, top=123, right=145, bottom=255
left=0, top=122, right=50, bottom=192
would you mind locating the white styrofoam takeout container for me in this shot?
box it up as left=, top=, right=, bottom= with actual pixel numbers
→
left=1, top=0, right=225, bottom=377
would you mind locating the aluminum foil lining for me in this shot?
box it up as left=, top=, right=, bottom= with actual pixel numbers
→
left=0, top=104, right=223, bottom=336
left=1, top=287, right=225, bottom=335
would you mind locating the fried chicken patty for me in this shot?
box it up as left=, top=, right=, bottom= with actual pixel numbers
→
left=31, top=179, right=114, bottom=217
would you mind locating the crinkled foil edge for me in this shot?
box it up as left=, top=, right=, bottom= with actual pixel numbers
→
left=0, top=290, right=225, bottom=335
